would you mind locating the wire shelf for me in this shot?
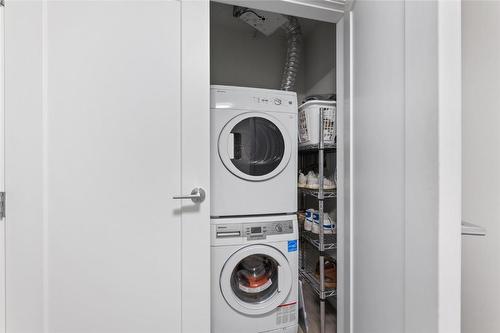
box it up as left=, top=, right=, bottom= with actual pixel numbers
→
left=299, top=267, right=337, bottom=299
left=299, top=143, right=337, bottom=152
left=301, top=229, right=337, bottom=251
left=298, top=187, right=337, bottom=199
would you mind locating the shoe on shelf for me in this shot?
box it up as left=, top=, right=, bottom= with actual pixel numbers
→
left=304, top=209, right=314, bottom=231
left=324, top=177, right=336, bottom=190
left=298, top=172, right=307, bottom=188
left=311, top=212, right=334, bottom=234
left=311, top=210, right=319, bottom=234
left=304, top=171, right=336, bottom=190
left=315, top=256, right=337, bottom=289
left=306, top=171, right=319, bottom=189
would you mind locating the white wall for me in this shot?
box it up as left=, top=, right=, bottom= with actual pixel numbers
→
left=210, top=17, right=289, bottom=90
left=210, top=2, right=300, bottom=92
left=462, top=2, right=500, bottom=333
left=303, top=22, right=336, bottom=98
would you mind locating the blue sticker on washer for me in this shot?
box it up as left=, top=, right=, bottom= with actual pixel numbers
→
left=288, top=240, right=298, bottom=252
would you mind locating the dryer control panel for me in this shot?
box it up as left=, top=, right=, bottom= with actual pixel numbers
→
left=216, top=220, right=294, bottom=240
left=210, top=85, right=298, bottom=113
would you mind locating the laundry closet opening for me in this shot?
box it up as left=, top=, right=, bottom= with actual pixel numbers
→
left=210, top=2, right=336, bottom=101
left=210, top=2, right=340, bottom=333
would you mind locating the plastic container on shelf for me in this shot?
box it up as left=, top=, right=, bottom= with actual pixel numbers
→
left=298, top=100, right=336, bottom=148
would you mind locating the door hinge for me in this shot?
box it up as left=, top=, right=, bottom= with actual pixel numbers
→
left=0, top=192, right=5, bottom=219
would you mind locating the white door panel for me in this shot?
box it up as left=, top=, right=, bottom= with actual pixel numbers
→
left=4, top=1, right=209, bottom=332
left=5, top=2, right=44, bottom=330
left=351, top=2, right=406, bottom=332
left=0, top=7, right=4, bottom=333
left=345, top=1, right=461, bottom=332
left=180, top=1, right=211, bottom=332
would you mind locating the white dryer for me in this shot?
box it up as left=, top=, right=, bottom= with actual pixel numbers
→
left=211, top=215, right=299, bottom=333
left=211, top=85, right=298, bottom=217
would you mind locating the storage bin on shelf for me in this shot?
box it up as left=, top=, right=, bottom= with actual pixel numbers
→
left=298, top=100, right=336, bottom=149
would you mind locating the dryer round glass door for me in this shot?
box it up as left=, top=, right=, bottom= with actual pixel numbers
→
left=218, top=112, right=292, bottom=181
left=220, top=244, right=292, bottom=315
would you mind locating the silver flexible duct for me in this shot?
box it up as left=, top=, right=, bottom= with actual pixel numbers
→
left=280, top=17, right=302, bottom=91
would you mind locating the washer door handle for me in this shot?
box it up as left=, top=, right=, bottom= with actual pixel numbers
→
left=172, top=187, right=206, bottom=203
left=277, top=264, right=283, bottom=293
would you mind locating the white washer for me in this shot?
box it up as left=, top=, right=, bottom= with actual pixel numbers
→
left=211, top=215, right=299, bottom=333
left=211, top=85, right=298, bottom=217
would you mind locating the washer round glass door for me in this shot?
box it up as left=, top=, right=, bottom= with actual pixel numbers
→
left=220, top=244, right=292, bottom=315
left=218, top=112, right=291, bottom=181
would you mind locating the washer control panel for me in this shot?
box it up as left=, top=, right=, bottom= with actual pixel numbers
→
left=215, top=220, right=294, bottom=240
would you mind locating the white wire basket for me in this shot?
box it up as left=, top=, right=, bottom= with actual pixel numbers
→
left=298, top=100, right=336, bottom=149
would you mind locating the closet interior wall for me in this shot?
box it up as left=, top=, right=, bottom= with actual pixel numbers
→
left=210, top=2, right=336, bottom=104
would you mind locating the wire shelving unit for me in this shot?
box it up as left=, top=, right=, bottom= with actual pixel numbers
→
left=298, top=107, right=337, bottom=333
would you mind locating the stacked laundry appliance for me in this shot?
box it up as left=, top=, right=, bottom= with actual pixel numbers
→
left=210, top=85, right=299, bottom=333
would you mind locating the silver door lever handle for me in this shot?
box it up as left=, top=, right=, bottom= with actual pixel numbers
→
left=173, top=187, right=206, bottom=203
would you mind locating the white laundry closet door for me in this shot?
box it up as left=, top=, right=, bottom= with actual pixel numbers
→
left=342, top=1, right=461, bottom=333
left=3, top=1, right=209, bottom=333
